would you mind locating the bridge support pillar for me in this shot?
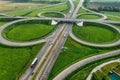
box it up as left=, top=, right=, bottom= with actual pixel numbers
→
left=51, top=20, right=58, bottom=25
left=76, top=21, right=84, bottom=27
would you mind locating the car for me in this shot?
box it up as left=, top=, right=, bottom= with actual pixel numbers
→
left=31, top=72, right=34, bottom=75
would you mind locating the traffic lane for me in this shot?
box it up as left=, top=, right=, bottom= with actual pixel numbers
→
left=36, top=24, right=72, bottom=80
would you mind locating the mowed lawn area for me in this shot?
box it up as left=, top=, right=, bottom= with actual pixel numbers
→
left=103, top=11, right=120, bottom=17
left=0, top=43, right=44, bottom=80
left=101, top=11, right=120, bottom=21
left=3, top=20, right=56, bottom=42
left=107, top=15, right=120, bottom=21
left=0, top=22, right=7, bottom=26
left=73, top=23, right=120, bottom=44
left=77, top=14, right=101, bottom=19
left=48, top=37, right=119, bottom=80
left=77, top=8, right=88, bottom=14
left=42, top=12, right=64, bottom=18
left=8, top=11, right=33, bottom=16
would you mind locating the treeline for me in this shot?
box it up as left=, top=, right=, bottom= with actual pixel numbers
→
left=98, top=6, right=120, bottom=12
left=0, top=18, right=18, bottom=22
left=13, top=20, right=52, bottom=25
left=90, top=6, right=120, bottom=12
left=84, top=0, right=90, bottom=7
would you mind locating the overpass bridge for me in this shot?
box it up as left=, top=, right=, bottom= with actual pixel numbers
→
left=0, top=17, right=120, bottom=25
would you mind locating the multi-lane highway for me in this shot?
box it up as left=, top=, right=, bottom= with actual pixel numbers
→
left=19, top=23, right=67, bottom=80
left=29, top=0, right=75, bottom=79
left=19, top=0, right=75, bottom=80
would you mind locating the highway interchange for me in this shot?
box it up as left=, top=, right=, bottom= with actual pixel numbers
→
left=1, top=0, right=120, bottom=80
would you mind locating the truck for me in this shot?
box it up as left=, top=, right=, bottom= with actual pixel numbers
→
left=30, top=58, right=38, bottom=68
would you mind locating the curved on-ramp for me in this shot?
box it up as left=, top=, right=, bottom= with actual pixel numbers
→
left=0, top=18, right=57, bottom=47
left=37, top=11, right=66, bottom=18
left=81, top=6, right=107, bottom=20
left=76, top=13, right=106, bottom=21
left=53, top=50, right=120, bottom=80
left=69, top=21, right=120, bottom=48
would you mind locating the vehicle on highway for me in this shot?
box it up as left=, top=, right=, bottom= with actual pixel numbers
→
left=64, top=34, right=66, bottom=37
left=69, top=10, right=72, bottom=13
left=30, top=58, right=38, bottom=68
left=31, top=72, right=34, bottom=75
left=64, top=32, right=67, bottom=37
left=48, top=41, right=54, bottom=46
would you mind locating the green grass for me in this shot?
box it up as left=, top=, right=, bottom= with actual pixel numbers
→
left=0, top=43, right=44, bottom=80
left=65, top=55, right=120, bottom=80
left=3, top=20, right=56, bottom=42
left=0, top=18, right=17, bottom=26
left=8, top=11, right=33, bottom=16
left=77, top=8, right=89, bottom=14
left=27, top=4, right=68, bottom=17
left=91, top=62, right=119, bottom=80
left=6, top=0, right=70, bottom=17
left=77, top=14, right=101, bottom=19
left=0, top=15, right=5, bottom=17
left=102, top=11, right=120, bottom=21
left=8, top=3, right=69, bottom=17
left=73, top=23, right=120, bottom=44
left=48, top=37, right=120, bottom=80
left=107, top=15, right=120, bottom=21
left=114, top=24, right=120, bottom=29
left=103, top=11, right=120, bottom=17
left=73, top=0, right=80, bottom=8
left=42, top=12, right=64, bottom=18
left=0, top=19, right=17, bottom=26
left=101, top=62, right=119, bottom=73
left=0, top=22, right=7, bottom=26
